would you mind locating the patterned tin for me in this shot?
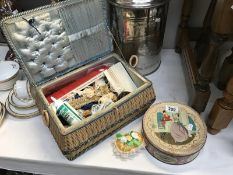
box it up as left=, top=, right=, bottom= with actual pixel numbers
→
left=142, top=102, right=207, bottom=165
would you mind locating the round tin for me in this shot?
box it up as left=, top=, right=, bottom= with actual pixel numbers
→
left=142, top=102, right=207, bottom=165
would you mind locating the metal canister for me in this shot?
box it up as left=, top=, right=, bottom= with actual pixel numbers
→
left=108, top=0, right=169, bottom=75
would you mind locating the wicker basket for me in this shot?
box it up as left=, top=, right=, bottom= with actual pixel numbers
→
left=1, top=0, right=156, bottom=160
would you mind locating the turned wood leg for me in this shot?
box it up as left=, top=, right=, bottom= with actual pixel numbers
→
left=195, top=0, right=217, bottom=66
left=207, top=77, right=233, bottom=134
left=217, top=47, right=233, bottom=90
left=190, top=84, right=211, bottom=113
left=191, top=33, right=224, bottom=112
left=175, top=0, right=193, bottom=53
left=198, top=34, right=224, bottom=84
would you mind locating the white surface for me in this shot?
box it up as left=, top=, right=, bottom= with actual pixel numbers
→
left=0, top=49, right=232, bottom=175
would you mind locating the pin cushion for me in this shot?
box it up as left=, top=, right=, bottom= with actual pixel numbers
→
left=142, top=102, right=207, bottom=165
left=114, top=131, right=144, bottom=155
left=114, top=131, right=145, bottom=159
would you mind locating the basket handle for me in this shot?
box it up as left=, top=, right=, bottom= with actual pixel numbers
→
left=129, top=55, right=139, bottom=68
left=42, top=110, right=50, bottom=127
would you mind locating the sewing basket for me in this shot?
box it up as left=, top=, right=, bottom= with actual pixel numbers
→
left=1, top=0, right=156, bottom=160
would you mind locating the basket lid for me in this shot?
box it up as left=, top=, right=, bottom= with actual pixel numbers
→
left=1, top=0, right=112, bottom=86
left=108, top=0, right=169, bottom=8
left=142, top=102, right=207, bottom=157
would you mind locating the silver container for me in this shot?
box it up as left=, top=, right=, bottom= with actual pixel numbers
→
left=108, top=0, right=169, bottom=75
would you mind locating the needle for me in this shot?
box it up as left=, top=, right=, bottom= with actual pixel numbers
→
left=22, top=17, right=41, bottom=35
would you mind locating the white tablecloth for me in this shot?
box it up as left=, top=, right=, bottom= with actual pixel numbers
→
left=0, top=48, right=232, bottom=175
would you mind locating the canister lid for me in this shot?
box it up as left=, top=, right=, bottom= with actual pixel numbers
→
left=142, top=102, right=207, bottom=157
left=108, top=0, right=169, bottom=8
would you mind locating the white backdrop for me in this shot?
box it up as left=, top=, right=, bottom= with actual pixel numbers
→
left=163, top=0, right=211, bottom=48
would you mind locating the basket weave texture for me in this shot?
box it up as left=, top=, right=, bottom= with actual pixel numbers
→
left=48, top=86, right=155, bottom=160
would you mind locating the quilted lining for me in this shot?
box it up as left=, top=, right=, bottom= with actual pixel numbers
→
left=2, top=0, right=112, bottom=85
left=12, top=13, right=76, bottom=80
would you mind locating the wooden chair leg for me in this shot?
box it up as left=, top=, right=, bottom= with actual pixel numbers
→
left=175, top=0, right=193, bottom=53
left=195, top=0, right=217, bottom=66
left=207, top=77, right=233, bottom=135
left=191, top=33, right=224, bottom=112
left=177, top=0, right=232, bottom=113
left=190, top=85, right=211, bottom=113
left=217, top=47, right=233, bottom=90
left=198, top=33, right=224, bottom=84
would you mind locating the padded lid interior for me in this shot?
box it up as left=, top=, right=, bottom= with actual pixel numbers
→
left=1, top=0, right=112, bottom=85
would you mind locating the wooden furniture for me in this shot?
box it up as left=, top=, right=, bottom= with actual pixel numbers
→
left=207, top=77, right=233, bottom=134
left=176, top=0, right=233, bottom=113
left=217, top=47, right=233, bottom=90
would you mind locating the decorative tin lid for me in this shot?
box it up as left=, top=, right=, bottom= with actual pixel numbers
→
left=1, top=0, right=112, bottom=86
left=108, top=0, right=169, bottom=8
left=142, top=102, right=207, bottom=157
